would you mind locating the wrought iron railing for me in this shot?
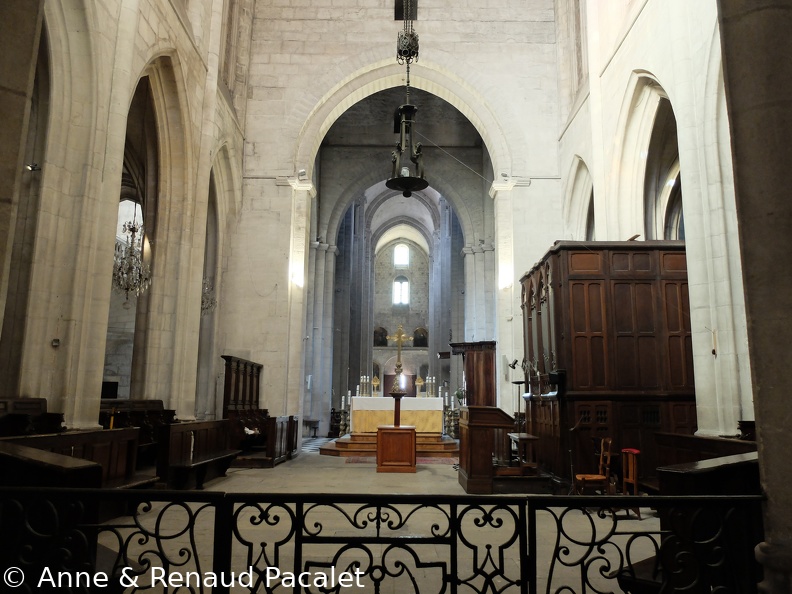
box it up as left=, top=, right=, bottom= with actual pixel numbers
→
left=0, top=489, right=763, bottom=594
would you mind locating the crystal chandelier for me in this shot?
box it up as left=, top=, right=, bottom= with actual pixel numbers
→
left=112, top=218, right=151, bottom=300
left=386, top=0, right=428, bottom=198
left=201, top=277, right=217, bottom=316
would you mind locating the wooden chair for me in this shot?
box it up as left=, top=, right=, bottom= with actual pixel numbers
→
left=575, top=436, right=613, bottom=494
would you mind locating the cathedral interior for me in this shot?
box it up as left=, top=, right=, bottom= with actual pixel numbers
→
left=1, top=0, right=792, bottom=591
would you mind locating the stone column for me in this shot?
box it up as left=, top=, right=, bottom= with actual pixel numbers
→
left=490, top=181, right=519, bottom=410
left=462, top=246, right=476, bottom=341
left=284, top=182, right=314, bottom=418
left=359, top=223, right=373, bottom=385
left=717, top=2, right=792, bottom=591
left=319, top=246, right=338, bottom=435
left=0, top=0, right=43, bottom=367
left=303, top=241, right=319, bottom=420
left=310, top=242, right=328, bottom=421
left=483, top=243, right=496, bottom=339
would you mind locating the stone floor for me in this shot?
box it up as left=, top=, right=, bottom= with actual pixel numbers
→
left=216, top=438, right=466, bottom=495
left=177, top=438, right=659, bottom=593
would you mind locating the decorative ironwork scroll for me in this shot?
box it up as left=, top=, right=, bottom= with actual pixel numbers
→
left=0, top=489, right=763, bottom=594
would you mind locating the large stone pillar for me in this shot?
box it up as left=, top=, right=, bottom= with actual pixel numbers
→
left=717, top=2, right=792, bottom=591
left=462, top=246, right=477, bottom=340
left=309, top=242, right=328, bottom=420
left=490, top=182, right=519, bottom=410
left=284, top=182, right=314, bottom=418
left=319, top=246, right=337, bottom=434
left=0, top=0, right=43, bottom=350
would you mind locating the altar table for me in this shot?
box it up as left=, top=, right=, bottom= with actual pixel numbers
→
left=350, top=396, right=444, bottom=433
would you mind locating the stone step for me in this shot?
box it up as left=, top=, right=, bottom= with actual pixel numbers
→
left=319, top=434, right=459, bottom=458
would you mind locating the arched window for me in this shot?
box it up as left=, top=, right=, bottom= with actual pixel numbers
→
left=373, top=327, right=388, bottom=347
left=393, top=275, right=409, bottom=305
left=413, top=327, right=428, bottom=347
left=394, top=243, right=409, bottom=268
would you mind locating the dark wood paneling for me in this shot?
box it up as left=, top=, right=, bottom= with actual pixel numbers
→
left=519, top=241, right=696, bottom=482
left=450, top=342, right=497, bottom=407
left=569, top=252, right=602, bottom=273
left=457, top=406, right=514, bottom=494
left=570, top=281, right=608, bottom=390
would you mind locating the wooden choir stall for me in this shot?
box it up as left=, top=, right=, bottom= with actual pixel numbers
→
left=221, top=355, right=299, bottom=467
left=520, top=241, right=698, bottom=489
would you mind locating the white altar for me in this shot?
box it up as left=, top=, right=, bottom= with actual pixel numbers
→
left=350, top=396, right=444, bottom=433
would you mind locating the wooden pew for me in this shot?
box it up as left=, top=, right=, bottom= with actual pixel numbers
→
left=0, top=441, right=103, bottom=488
left=618, top=452, right=762, bottom=594
left=643, top=432, right=757, bottom=492
left=157, top=420, right=240, bottom=489
left=1, top=428, right=158, bottom=489
left=0, top=397, right=65, bottom=436
left=98, top=399, right=177, bottom=467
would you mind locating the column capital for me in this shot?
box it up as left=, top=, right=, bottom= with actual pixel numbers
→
left=288, top=178, right=316, bottom=196
left=489, top=176, right=530, bottom=199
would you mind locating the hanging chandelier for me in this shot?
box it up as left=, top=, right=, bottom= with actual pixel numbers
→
left=201, top=277, right=217, bottom=316
left=386, top=0, right=428, bottom=198
left=112, top=218, right=151, bottom=301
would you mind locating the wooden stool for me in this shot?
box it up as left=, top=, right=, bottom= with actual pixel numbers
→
left=508, top=432, right=539, bottom=475
left=621, top=448, right=641, bottom=519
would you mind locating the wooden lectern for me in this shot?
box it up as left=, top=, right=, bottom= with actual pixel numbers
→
left=451, top=341, right=504, bottom=493
left=376, top=325, right=417, bottom=473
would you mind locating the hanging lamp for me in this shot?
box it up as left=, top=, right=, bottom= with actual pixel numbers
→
left=386, top=0, right=428, bottom=197
left=112, top=214, right=151, bottom=301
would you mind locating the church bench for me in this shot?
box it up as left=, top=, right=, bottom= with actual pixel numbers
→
left=226, top=408, right=270, bottom=451
left=157, top=420, right=240, bottom=489
left=99, top=399, right=177, bottom=467
left=0, top=440, right=103, bottom=488
left=618, top=452, right=762, bottom=594
left=0, top=397, right=65, bottom=436
left=641, top=432, right=758, bottom=493
left=266, top=415, right=296, bottom=466
left=0, top=428, right=158, bottom=490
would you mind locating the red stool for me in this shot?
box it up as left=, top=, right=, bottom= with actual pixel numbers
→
left=621, top=448, right=641, bottom=519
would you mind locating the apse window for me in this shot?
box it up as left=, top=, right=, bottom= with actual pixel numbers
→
left=393, top=276, right=410, bottom=305
left=394, top=244, right=410, bottom=268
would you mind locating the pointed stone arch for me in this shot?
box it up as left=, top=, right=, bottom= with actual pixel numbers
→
left=610, top=71, right=669, bottom=239
left=127, top=54, right=199, bottom=418
left=562, top=156, right=595, bottom=240
left=293, top=61, right=516, bottom=194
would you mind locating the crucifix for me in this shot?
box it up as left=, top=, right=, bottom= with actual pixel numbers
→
left=386, top=324, right=413, bottom=425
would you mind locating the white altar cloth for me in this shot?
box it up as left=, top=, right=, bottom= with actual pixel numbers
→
left=350, top=396, right=443, bottom=433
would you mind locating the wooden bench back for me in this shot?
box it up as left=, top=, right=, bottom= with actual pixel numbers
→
left=1, top=428, right=140, bottom=485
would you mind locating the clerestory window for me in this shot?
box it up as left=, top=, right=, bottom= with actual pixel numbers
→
left=394, top=244, right=410, bottom=268
left=393, top=276, right=410, bottom=305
